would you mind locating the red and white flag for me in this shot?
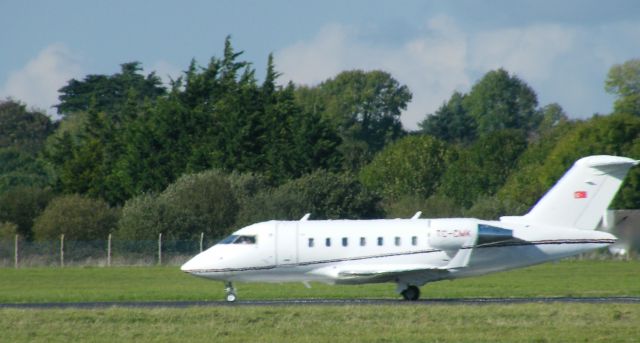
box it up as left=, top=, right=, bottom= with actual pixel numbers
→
left=574, top=191, right=587, bottom=199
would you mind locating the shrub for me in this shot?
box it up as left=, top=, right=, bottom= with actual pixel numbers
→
left=32, top=194, right=120, bottom=241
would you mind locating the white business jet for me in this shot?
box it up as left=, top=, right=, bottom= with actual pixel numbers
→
left=181, top=155, right=637, bottom=302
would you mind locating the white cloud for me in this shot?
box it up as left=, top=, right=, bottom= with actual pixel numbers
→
left=276, top=17, right=471, bottom=129
left=1, top=44, right=83, bottom=117
left=276, top=24, right=355, bottom=86
left=276, top=16, right=640, bottom=129
left=470, top=24, right=576, bottom=81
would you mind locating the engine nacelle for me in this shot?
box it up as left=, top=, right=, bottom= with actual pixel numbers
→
left=428, top=223, right=477, bottom=251
left=428, top=222, right=515, bottom=251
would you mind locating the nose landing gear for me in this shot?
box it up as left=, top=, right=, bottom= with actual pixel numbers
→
left=224, top=281, right=237, bottom=302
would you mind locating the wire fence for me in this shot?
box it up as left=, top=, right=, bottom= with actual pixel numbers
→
left=0, top=234, right=223, bottom=268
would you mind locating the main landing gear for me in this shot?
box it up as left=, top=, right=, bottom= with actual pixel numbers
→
left=224, top=281, right=237, bottom=302
left=399, top=285, right=420, bottom=301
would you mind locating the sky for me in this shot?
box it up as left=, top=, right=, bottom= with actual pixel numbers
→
left=1, top=0, right=639, bottom=130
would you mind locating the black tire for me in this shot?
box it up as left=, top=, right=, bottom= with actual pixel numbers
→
left=401, top=285, right=420, bottom=301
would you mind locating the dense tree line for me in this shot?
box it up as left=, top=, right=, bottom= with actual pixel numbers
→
left=1, top=38, right=639, bottom=242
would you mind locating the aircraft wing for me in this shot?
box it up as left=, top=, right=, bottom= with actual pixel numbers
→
left=317, top=248, right=474, bottom=285
left=334, top=264, right=449, bottom=284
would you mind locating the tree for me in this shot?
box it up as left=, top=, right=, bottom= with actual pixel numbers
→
left=238, top=171, right=383, bottom=225
left=117, top=170, right=239, bottom=240
left=0, top=99, right=55, bottom=154
left=56, top=62, right=166, bottom=116
left=605, top=59, right=640, bottom=116
left=295, top=70, right=412, bottom=170
left=464, top=69, right=538, bottom=135
left=32, top=194, right=119, bottom=241
left=498, top=114, right=640, bottom=211
left=0, top=148, right=51, bottom=193
left=0, top=186, right=53, bottom=239
left=535, top=103, right=568, bottom=135
left=439, top=129, right=528, bottom=208
left=496, top=121, right=575, bottom=211
left=360, top=135, right=449, bottom=201
left=419, top=92, right=476, bottom=144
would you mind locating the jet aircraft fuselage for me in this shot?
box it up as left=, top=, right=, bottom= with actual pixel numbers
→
left=181, top=155, right=636, bottom=301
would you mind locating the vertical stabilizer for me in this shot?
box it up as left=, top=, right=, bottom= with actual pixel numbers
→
left=522, top=155, right=637, bottom=230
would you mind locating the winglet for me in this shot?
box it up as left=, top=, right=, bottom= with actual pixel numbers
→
left=300, top=213, right=311, bottom=221
left=411, top=211, right=422, bottom=220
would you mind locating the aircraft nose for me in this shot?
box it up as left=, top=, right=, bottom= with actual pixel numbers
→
left=181, top=252, right=207, bottom=273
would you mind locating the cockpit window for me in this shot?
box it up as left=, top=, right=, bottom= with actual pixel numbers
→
left=219, top=235, right=238, bottom=244
left=234, top=235, right=256, bottom=244
left=218, top=235, right=257, bottom=244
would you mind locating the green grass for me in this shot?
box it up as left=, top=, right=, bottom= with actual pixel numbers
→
left=0, top=260, right=639, bottom=303
left=1, top=304, right=639, bottom=342
left=1, top=261, right=639, bottom=342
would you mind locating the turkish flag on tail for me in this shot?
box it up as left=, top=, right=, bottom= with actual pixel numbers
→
left=574, top=191, right=587, bottom=199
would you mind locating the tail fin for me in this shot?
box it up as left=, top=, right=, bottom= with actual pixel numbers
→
left=506, top=155, right=637, bottom=230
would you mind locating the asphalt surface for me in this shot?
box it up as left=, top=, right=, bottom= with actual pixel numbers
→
left=2, top=297, right=640, bottom=309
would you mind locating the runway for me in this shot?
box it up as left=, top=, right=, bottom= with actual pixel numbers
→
left=2, top=297, right=640, bottom=309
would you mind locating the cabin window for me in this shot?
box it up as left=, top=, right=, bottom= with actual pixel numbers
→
left=308, top=238, right=314, bottom=247
left=342, top=237, right=348, bottom=247
left=360, top=237, right=366, bottom=246
left=395, top=236, right=401, bottom=246
left=411, top=236, right=418, bottom=246
left=326, top=238, right=331, bottom=247
left=377, top=237, right=384, bottom=246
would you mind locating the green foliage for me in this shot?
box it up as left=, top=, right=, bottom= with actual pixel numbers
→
left=0, top=186, right=53, bottom=239
left=239, top=170, right=383, bottom=224
left=116, top=193, right=163, bottom=241
left=0, top=148, right=52, bottom=193
left=464, top=69, right=539, bottom=135
left=606, top=58, right=640, bottom=116
left=117, top=170, right=239, bottom=240
left=499, top=115, right=640, bottom=210
left=535, top=103, right=569, bottom=135
left=360, top=135, right=449, bottom=201
left=497, top=121, right=576, bottom=210
left=295, top=70, right=411, bottom=170
left=0, top=99, right=55, bottom=154
left=439, top=129, right=528, bottom=208
left=47, top=38, right=342, bottom=204
left=0, top=221, right=17, bottom=239
left=464, top=195, right=529, bottom=220
left=419, top=92, right=476, bottom=144
left=159, top=170, right=239, bottom=239
left=383, top=194, right=463, bottom=219
left=32, top=194, right=120, bottom=241
left=56, top=62, right=166, bottom=116
left=0, top=99, right=55, bottom=192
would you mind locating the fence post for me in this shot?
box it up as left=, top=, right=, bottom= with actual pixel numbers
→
left=107, top=233, right=112, bottom=267
left=14, top=234, right=18, bottom=269
left=158, top=233, right=162, bottom=265
left=200, top=232, right=204, bottom=253
left=60, top=234, right=65, bottom=268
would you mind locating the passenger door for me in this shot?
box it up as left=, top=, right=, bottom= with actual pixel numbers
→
left=276, top=222, right=298, bottom=265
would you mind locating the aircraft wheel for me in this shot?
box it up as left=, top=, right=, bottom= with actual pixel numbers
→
left=224, top=281, right=237, bottom=302
left=401, top=285, right=420, bottom=301
left=226, top=293, right=237, bottom=302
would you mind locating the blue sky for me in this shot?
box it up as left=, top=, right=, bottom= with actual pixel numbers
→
left=1, top=0, right=639, bottom=129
